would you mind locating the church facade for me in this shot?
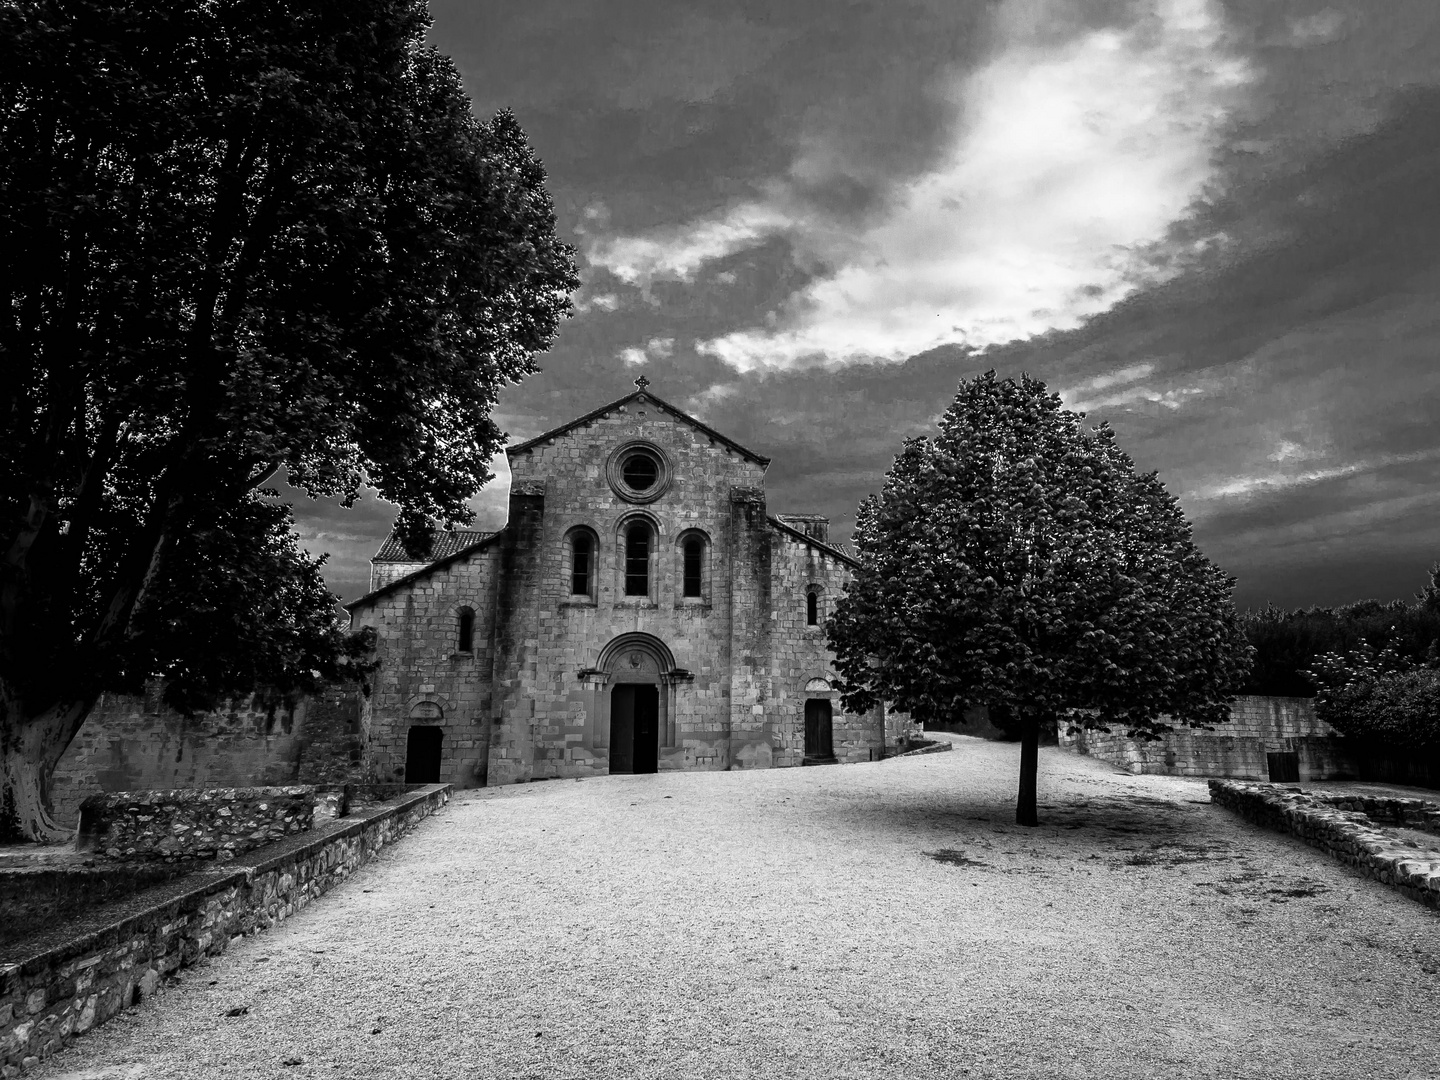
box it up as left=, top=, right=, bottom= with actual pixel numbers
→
left=345, top=381, right=905, bottom=788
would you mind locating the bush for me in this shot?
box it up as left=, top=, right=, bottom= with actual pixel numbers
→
left=1305, top=638, right=1440, bottom=751
left=1314, top=668, right=1440, bottom=751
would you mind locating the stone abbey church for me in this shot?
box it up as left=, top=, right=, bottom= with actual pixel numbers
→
left=346, top=380, right=905, bottom=788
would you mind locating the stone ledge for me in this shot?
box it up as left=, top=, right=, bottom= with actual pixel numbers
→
left=0, top=785, right=450, bottom=1072
left=1209, top=779, right=1440, bottom=911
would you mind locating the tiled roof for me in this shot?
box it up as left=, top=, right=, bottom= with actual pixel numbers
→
left=372, top=529, right=498, bottom=563
left=347, top=529, right=505, bottom=612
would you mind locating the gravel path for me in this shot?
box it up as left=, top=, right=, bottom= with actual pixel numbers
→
left=35, top=737, right=1440, bottom=1080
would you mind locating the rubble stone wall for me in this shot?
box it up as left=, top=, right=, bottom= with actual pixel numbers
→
left=1209, top=779, right=1440, bottom=910
left=0, top=785, right=449, bottom=1074
left=75, top=786, right=315, bottom=861
left=50, top=686, right=364, bottom=828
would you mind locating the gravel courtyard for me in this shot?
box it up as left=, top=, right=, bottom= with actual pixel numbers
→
left=35, top=737, right=1440, bottom=1080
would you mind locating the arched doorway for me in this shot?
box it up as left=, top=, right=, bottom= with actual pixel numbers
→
left=590, top=633, right=686, bottom=775
left=405, top=726, right=443, bottom=783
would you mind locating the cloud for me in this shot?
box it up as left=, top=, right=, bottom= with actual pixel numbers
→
left=583, top=0, right=1252, bottom=371
left=1188, top=448, right=1440, bottom=502
left=587, top=203, right=793, bottom=287
left=617, top=337, right=675, bottom=366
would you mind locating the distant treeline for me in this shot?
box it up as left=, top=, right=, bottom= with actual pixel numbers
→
left=1240, top=569, right=1440, bottom=697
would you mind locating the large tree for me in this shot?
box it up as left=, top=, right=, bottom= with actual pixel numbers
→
left=827, top=372, right=1251, bottom=826
left=0, top=0, right=578, bottom=839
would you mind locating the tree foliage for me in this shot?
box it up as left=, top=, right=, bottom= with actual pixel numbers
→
left=0, top=0, right=578, bottom=838
left=1238, top=566, right=1440, bottom=696
left=826, top=372, right=1251, bottom=824
left=1303, top=631, right=1440, bottom=752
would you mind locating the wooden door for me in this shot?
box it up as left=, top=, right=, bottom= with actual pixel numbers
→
left=610, top=686, right=635, bottom=774
left=633, top=685, right=659, bottom=774
left=804, top=699, right=834, bottom=760
left=405, top=725, right=443, bottom=783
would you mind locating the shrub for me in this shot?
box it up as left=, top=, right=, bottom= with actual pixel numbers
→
left=1305, top=640, right=1440, bottom=751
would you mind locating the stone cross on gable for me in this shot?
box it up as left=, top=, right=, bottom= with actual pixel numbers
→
left=634, top=375, right=650, bottom=390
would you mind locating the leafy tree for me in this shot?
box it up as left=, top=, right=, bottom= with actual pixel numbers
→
left=0, top=0, right=578, bottom=839
left=1238, top=582, right=1440, bottom=697
left=827, top=372, right=1251, bottom=826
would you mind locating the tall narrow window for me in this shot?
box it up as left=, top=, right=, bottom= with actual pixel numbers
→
left=625, top=524, right=650, bottom=596
left=457, top=607, right=475, bottom=652
left=683, top=538, right=703, bottom=597
left=571, top=533, right=592, bottom=595
left=806, top=591, right=818, bottom=626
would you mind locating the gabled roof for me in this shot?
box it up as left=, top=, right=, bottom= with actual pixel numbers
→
left=345, top=529, right=504, bottom=612
left=767, top=515, right=860, bottom=569
left=373, top=529, right=499, bottom=563
left=506, top=387, right=771, bottom=469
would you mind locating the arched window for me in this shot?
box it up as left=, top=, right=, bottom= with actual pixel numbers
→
left=806, top=590, right=819, bottom=626
left=571, top=532, right=592, bottom=596
left=457, top=607, right=475, bottom=652
left=625, top=523, right=650, bottom=596
left=683, top=537, right=704, bottom=597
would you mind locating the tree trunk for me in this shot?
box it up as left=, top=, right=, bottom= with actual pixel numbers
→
left=1015, top=711, right=1040, bottom=827
left=1, top=686, right=95, bottom=843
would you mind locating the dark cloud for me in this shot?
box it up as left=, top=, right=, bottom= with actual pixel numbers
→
left=290, top=3, right=1440, bottom=615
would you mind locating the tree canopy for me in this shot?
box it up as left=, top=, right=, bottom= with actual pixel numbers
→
left=0, top=0, right=578, bottom=838
left=826, top=371, right=1251, bottom=825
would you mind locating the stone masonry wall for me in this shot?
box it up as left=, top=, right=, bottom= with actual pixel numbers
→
left=348, top=542, right=503, bottom=790
left=495, top=398, right=770, bottom=782
left=1209, top=780, right=1440, bottom=910
left=0, top=785, right=449, bottom=1074
left=1058, top=695, right=1354, bottom=780
left=75, top=786, right=315, bottom=862
left=50, top=686, right=364, bottom=828
left=766, top=524, right=885, bottom=765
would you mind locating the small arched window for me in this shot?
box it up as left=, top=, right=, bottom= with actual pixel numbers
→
left=683, top=538, right=704, bottom=597
left=457, top=607, right=475, bottom=652
left=625, top=523, right=650, bottom=596
left=571, top=532, right=592, bottom=596
left=806, top=590, right=819, bottom=626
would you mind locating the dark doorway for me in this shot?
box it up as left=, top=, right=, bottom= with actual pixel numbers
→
left=405, top=725, right=443, bottom=784
left=1267, top=751, right=1300, bottom=783
left=804, top=699, right=835, bottom=762
left=610, top=684, right=659, bottom=774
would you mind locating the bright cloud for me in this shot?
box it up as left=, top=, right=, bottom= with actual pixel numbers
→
left=617, top=337, right=676, bottom=366
left=585, top=0, right=1252, bottom=371
left=1188, top=448, right=1440, bottom=502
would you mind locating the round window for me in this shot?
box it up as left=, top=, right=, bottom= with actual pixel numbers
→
left=606, top=441, right=671, bottom=503
left=622, top=454, right=658, bottom=491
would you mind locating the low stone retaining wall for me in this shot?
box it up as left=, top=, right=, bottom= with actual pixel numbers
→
left=1208, top=780, right=1440, bottom=910
left=0, top=784, right=449, bottom=1074
left=1060, top=695, right=1354, bottom=781
left=76, top=786, right=316, bottom=862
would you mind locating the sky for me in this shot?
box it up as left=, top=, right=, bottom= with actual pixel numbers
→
left=291, top=0, right=1440, bottom=612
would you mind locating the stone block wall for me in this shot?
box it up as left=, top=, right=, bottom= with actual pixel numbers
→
left=0, top=785, right=449, bottom=1074
left=50, top=685, right=364, bottom=828
left=1209, top=780, right=1440, bottom=910
left=767, top=521, right=887, bottom=765
left=349, top=541, right=503, bottom=790
left=75, top=786, right=315, bottom=861
left=1058, top=695, right=1355, bottom=780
